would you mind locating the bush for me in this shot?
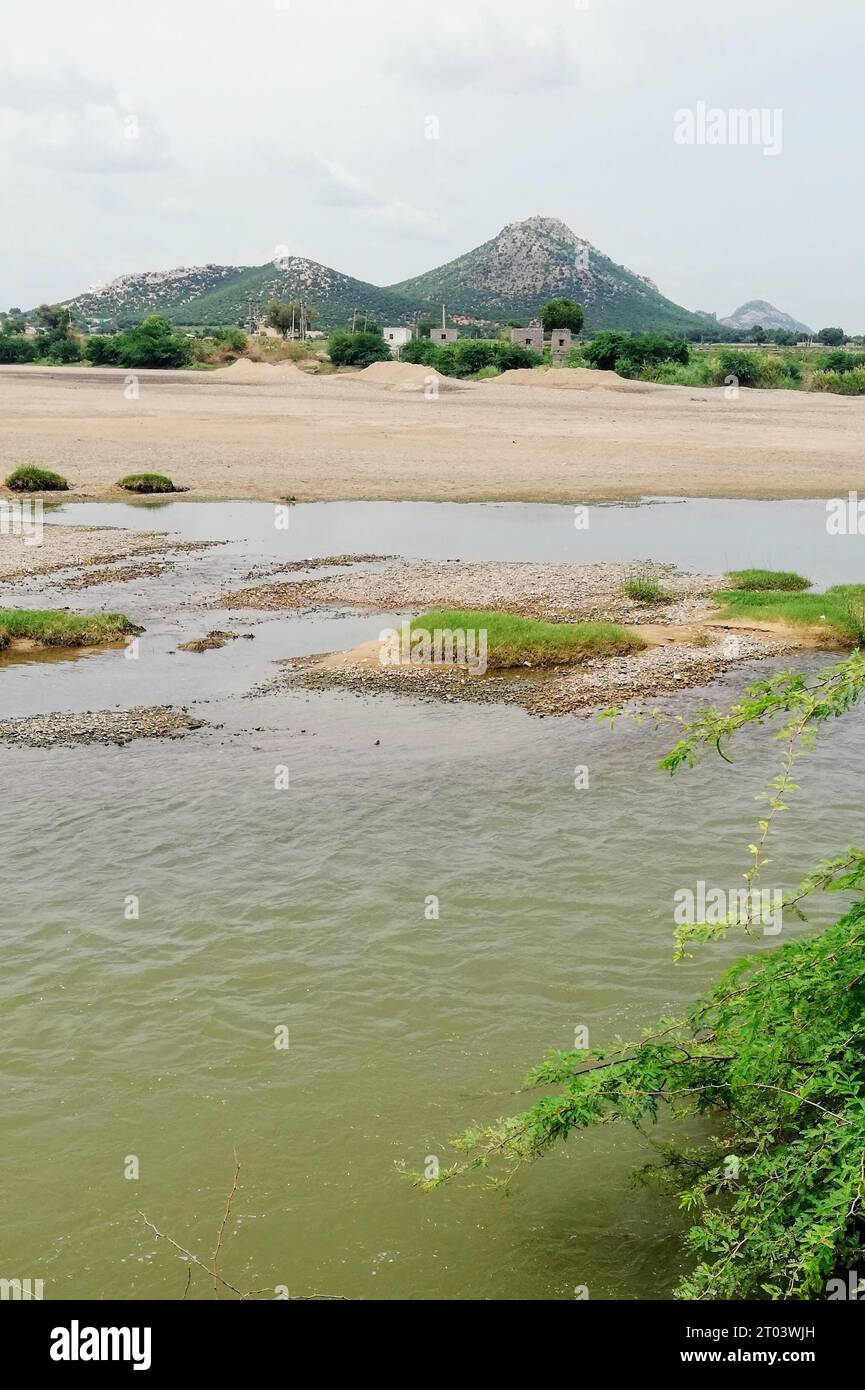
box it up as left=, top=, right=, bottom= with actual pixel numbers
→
left=811, top=369, right=865, bottom=396
left=5, top=465, right=68, bottom=491
left=85, top=335, right=121, bottom=366
left=540, top=297, right=584, bottom=334
left=209, top=327, right=247, bottom=351
left=583, top=331, right=631, bottom=371
left=115, top=315, right=193, bottom=369
left=0, top=336, right=38, bottom=364
left=117, top=473, right=178, bottom=493
left=401, top=338, right=541, bottom=378
left=326, top=328, right=391, bottom=367
left=727, top=569, right=810, bottom=592
left=400, top=338, right=440, bottom=366
left=584, top=331, right=688, bottom=376
left=43, top=336, right=82, bottom=364
left=714, top=349, right=762, bottom=388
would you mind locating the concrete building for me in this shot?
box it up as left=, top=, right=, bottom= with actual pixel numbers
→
left=383, top=326, right=413, bottom=356
left=550, top=327, right=572, bottom=360
left=511, top=326, right=544, bottom=353
left=430, top=326, right=459, bottom=344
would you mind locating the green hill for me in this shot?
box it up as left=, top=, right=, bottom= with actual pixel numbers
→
left=387, top=216, right=709, bottom=334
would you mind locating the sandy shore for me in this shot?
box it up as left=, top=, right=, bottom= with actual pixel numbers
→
left=2, top=362, right=865, bottom=503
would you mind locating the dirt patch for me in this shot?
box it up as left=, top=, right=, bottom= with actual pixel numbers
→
left=488, top=367, right=660, bottom=393
left=178, top=630, right=243, bottom=652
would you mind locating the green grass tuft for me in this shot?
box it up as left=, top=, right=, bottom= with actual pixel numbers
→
left=727, top=569, right=811, bottom=592
left=117, top=473, right=179, bottom=494
left=5, top=466, right=68, bottom=492
left=0, top=609, right=139, bottom=649
left=407, top=610, right=644, bottom=668
left=623, top=570, right=670, bottom=604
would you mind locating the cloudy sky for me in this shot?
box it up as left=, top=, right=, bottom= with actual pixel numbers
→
left=1, top=0, right=860, bottom=328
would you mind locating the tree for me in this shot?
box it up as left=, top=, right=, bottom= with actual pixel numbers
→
left=423, top=651, right=865, bottom=1300
left=540, top=298, right=584, bottom=334
left=112, top=315, right=192, bottom=369
left=817, top=326, right=846, bottom=346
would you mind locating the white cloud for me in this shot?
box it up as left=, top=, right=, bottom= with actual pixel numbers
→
left=385, top=11, right=580, bottom=93
left=0, top=66, right=177, bottom=176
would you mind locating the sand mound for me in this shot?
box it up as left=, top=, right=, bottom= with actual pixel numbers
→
left=489, top=367, right=659, bottom=393
left=357, top=361, right=466, bottom=392
left=212, top=358, right=306, bottom=384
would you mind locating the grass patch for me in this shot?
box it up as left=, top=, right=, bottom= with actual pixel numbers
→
left=406, top=610, right=644, bottom=668
left=623, top=569, right=671, bottom=604
left=713, top=585, right=865, bottom=645
left=118, top=473, right=180, bottom=494
left=727, top=568, right=810, bottom=592
left=0, top=609, right=139, bottom=650
left=5, top=465, right=68, bottom=492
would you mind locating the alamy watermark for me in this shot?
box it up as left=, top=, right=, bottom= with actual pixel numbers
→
left=379, top=620, right=488, bottom=675
left=827, top=491, right=865, bottom=535
left=674, top=880, right=783, bottom=936
left=674, top=102, right=783, bottom=157
left=0, top=498, right=43, bottom=546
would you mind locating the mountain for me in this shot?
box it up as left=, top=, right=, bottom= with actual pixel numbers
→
left=53, top=216, right=721, bottom=335
left=386, top=216, right=710, bottom=334
left=720, top=299, right=812, bottom=335
left=64, top=265, right=247, bottom=327
left=161, top=258, right=417, bottom=330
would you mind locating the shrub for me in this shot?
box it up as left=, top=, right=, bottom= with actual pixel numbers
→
left=0, top=335, right=38, bottom=364
left=811, top=369, right=865, bottom=396
left=714, top=349, right=762, bottom=388
left=540, top=297, right=584, bottom=334
left=85, top=335, right=121, bottom=366
left=327, top=328, right=391, bottom=367
left=117, top=473, right=178, bottom=494
left=490, top=342, right=542, bottom=372
left=583, top=331, right=631, bottom=371
left=5, top=465, right=68, bottom=491
left=114, top=315, right=192, bottom=369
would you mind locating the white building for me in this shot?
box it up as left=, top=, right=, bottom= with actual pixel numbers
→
left=383, top=326, right=413, bottom=356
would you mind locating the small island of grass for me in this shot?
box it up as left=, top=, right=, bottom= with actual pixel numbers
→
left=0, top=610, right=140, bottom=652
left=726, top=568, right=811, bottom=592
left=117, top=473, right=182, bottom=494
left=714, top=583, right=865, bottom=645
left=5, top=465, right=68, bottom=492
left=405, top=610, right=644, bottom=668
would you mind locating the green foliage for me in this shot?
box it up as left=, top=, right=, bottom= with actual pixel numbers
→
left=540, top=297, right=584, bottom=333
left=715, top=349, right=762, bottom=387
left=85, top=334, right=121, bottom=365
left=623, top=570, right=670, bottom=603
left=811, top=369, right=865, bottom=396
left=426, top=652, right=865, bottom=1300
left=33, top=303, right=81, bottom=363
left=583, top=331, right=688, bottom=375
left=0, top=335, right=38, bottom=364
left=406, top=610, right=643, bottom=667
left=113, top=315, right=192, bottom=369
left=816, top=327, right=846, bottom=346
left=727, top=569, right=811, bottom=592
left=0, top=609, right=137, bottom=648
left=816, top=350, right=865, bottom=374
left=5, top=465, right=68, bottom=491
left=117, top=473, right=178, bottom=494
left=714, top=585, right=865, bottom=645
left=399, top=338, right=542, bottom=378
left=326, top=328, right=391, bottom=367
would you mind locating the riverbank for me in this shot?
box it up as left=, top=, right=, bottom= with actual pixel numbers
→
left=3, top=364, right=865, bottom=503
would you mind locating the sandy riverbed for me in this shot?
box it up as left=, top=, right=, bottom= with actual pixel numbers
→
left=2, top=363, right=865, bottom=503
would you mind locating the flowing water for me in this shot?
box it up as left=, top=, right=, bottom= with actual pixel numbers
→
left=2, top=498, right=863, bottom=1301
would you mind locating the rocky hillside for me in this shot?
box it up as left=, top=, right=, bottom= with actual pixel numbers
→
left=53, top=216, right=720, bottom=334
left=163, top=257, right=417, bottom=330
left=386, top=216, right=710, bottom=333
left=720, top=299, right=812, bottom=335
left=64, top=265, right=247, bottom=328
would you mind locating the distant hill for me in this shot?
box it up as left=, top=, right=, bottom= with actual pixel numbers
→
left=50, top=216, right=722, bottom=335
left=163, top=258, right=418, bottom=331
left=720, top=299, right=812, bottom=335
left=386, top=216, right=711, bottom=334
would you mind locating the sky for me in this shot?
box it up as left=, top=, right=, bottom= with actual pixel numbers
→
left=1, top=0, right=861, bottom=328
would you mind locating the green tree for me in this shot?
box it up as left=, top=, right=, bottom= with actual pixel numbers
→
left=113, top=315, right=192, bottom=369
left=326, top=328, right=391, bottom=368
left=817, top=326, right=846, bottom=346
left=540, top=298, right=584, bottom=334
left=422, top=651, right=865, bottom=1300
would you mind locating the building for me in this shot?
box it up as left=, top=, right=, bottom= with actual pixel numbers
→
left=383, top=326, right=413, bottom=356
left=430, top=326, right=458, bottom=344
left=511, top=326, right=544, bottom=353
left=550, top=327, right=572, bottom=360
